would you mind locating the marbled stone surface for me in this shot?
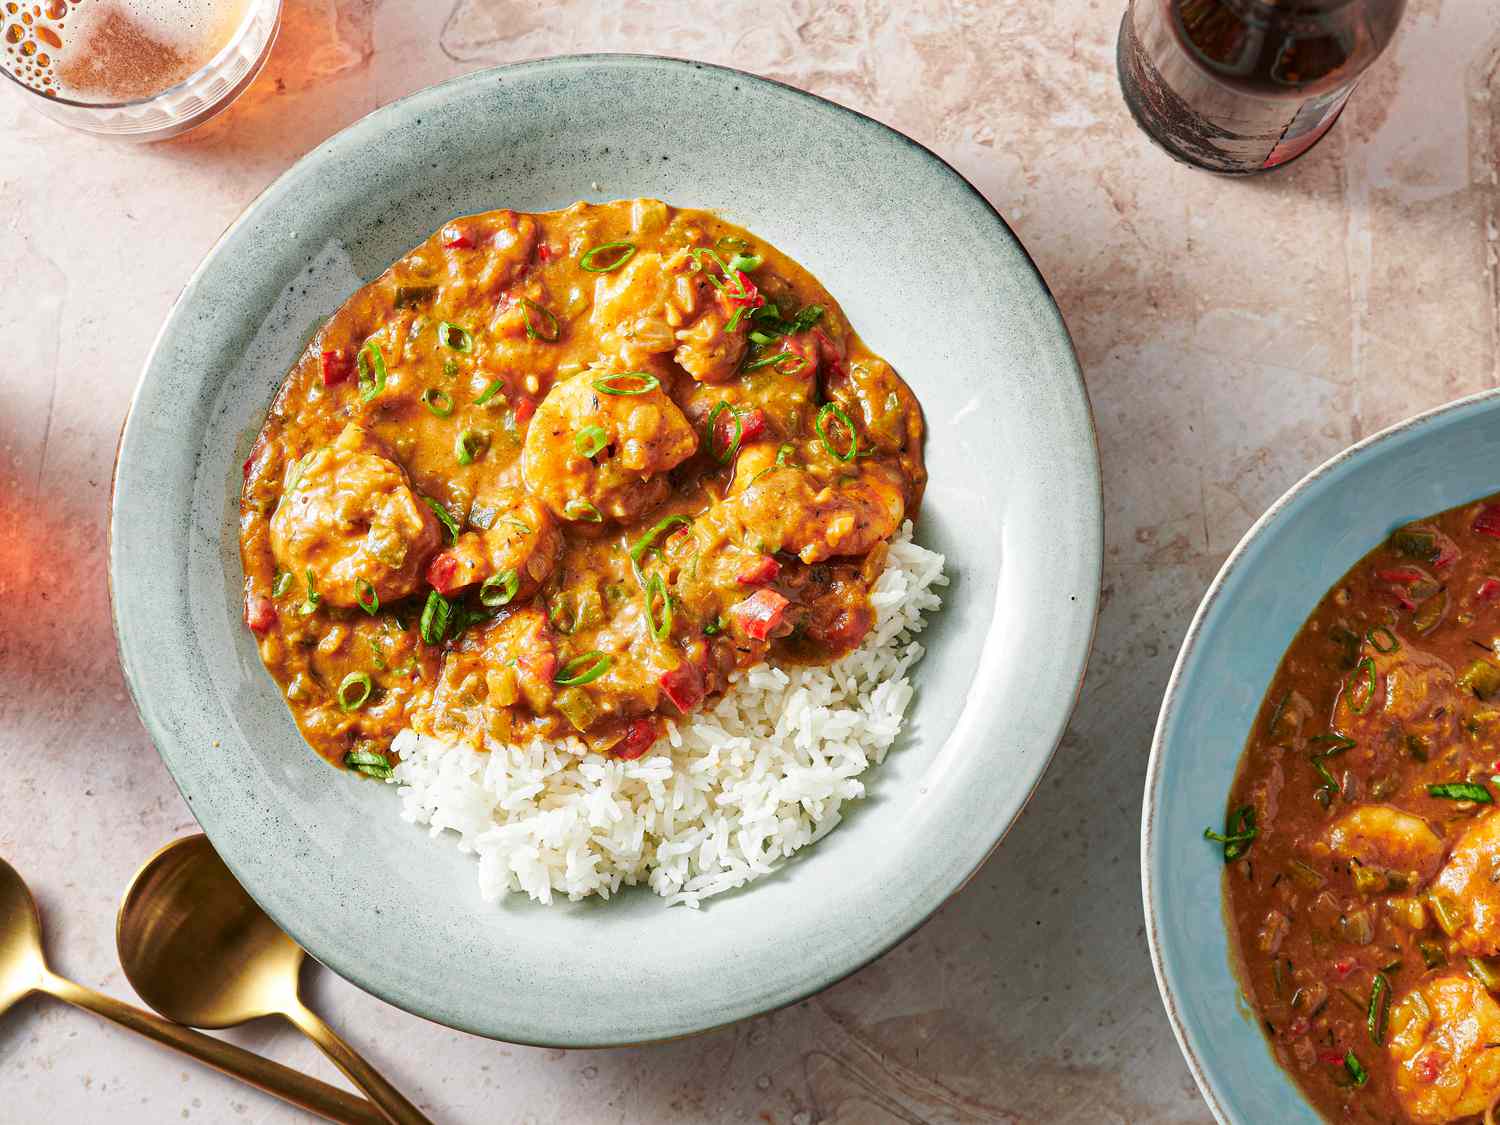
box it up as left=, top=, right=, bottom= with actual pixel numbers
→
left=1, top=1, right=1492, bottom=1121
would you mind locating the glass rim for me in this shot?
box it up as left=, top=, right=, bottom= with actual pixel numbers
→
left=0, top=0, right=281, bottom=112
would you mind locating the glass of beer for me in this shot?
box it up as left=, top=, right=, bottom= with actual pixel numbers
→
left=1, top=0, right=282, bottom=140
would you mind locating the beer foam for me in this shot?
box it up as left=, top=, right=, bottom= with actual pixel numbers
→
left=13, top=0, right=250, bottom=102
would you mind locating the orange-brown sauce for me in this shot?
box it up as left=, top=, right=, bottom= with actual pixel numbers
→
left=240, top=200, right=925, bottom=776
left=1225, top=495, right=1500, bottom=1123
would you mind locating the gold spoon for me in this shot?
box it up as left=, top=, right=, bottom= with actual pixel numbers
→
left=117, top=835, right=432, bottom=1125
left=0, top=855, right=380, bottom=1124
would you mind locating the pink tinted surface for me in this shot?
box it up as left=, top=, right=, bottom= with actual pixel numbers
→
left=0, top=0, right=1491, bottom=1120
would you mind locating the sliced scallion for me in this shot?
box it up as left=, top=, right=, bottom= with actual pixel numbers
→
left=422, top=496, right=461, bottom=543
left=343, top=747, right=393, bottom=779
left=421, top=387, right=454, bottom=417
left=474, top=379, right=506, bottom=406
left=455, top=428, right=490, bottom=465
left=579, top=240, right=637, bottom=272
left=1348, top=656, right=1376, bottom=714
left=574, top=424, right=608, bottom=458
left=1367, top=625, right=1399, bottom=653
left=354, top=578, right=379, bottom=616
left=1428, top=781, right=1493, bottom=803
left=480, top=569, right=519, bottom=609
left=554, top=650, right=611, bottom=686
left=592, top=371, right=659, bottom=396
left=645, top=572, right=673, bottom=641
left=564, top=498, right=603, bottom=523
left=1368, top=972, right=1390, bottom=1045
left=300, top=569, right=321, bottom=616
left=521, top=298, right=559, bottom=342
left=419, top=589, right=451, bottom=646
left=437, top=321, right=473, bottom=353
left=357, top=341, right=387, bottom=402
left=337, top=671, right=373, bottom=711
left=271, top=571, right=292, bottom=597
left=706, top=402, right=743, bottom=464
left=815, top=402, right=858, bottom=462
left=1203, top=805, right=1257, bottom=862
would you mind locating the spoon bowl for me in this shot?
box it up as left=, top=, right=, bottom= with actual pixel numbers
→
left=117, top=835, right=430, bottom=1125
left=117, top=835, right=302, bottom=1028
left=0, top=858, right=44, bottom=1015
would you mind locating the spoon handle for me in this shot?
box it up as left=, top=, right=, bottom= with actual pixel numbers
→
left=37, top=970, right=383, bottom=1125
left=284, top=1000, right=433, bottom=1125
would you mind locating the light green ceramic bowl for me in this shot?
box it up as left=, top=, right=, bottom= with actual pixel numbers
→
left=110, top=56, right=1101, bottom=1045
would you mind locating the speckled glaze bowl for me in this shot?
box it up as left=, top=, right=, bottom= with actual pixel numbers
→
left=110, top=55, right=1101, bottom=1045
left=1145, top=388, right=1500, bottom=1121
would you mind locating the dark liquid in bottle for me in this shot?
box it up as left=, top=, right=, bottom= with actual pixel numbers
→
left=1117, top=0, right=1405, bottom=174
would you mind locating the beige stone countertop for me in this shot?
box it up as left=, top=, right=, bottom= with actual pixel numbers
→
left=2, top=0, right=1493, bottom=1121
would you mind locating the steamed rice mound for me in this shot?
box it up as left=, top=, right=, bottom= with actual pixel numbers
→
left=390, top=523, right=946, bottom=907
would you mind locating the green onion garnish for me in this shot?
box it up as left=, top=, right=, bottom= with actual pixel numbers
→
left=744, top=350, right=809, bottom=375
left=354, top=578, right=379, bottom=616
left=422, top=496, right=460, bottom=543
left=1203, top=805, right=1257, bottom=862
left=592, top=371, right=659, bottom=396
left=343, top=747, right=393, bottom=779
left=1310, top=735, right=1354, bottom=798
left=579, top=240, right=637, bottom=273
left=455, top=428, right=489, bottom=465
left=337, top=671, right=373, bottom=711
left=271, top=571, right=292, bottom=597
left=703, top=616, right=724, bottom=636
left=474, top=379, right=506, bottom=406
left=690, top=247, right=753, bottom=300
left=300, top=569, right=321, bottom=616
left=574, top=425, right=608, bottom=458
left=1429, top=781, right=1493, bottom=803
left=555, top=651, right=611, bottom=686
left=629, top=515, right=691, bottom=581
left=1367, top=625, right=1399, bottom=653
left=480, top=569, right=519, bottom=609
left=357, top=341, right=387, bottom=402
left=1348, top=656, right=1376, bottom=714
left=419, top=589, right=451, bottom=645
left=564, top=498, right=603, bottom=523
left=645, top=573, right=673, bottom=641
left=1344, top=1051, right=1368, bottom=1088
left=1368, top=972, right=1390, bottom=1045
left=421, top=387, right=454, bottom=417
left=706, top=402, right=743, bottom=464
left=748, top=330, right=777, bottom=346
left=725, top=252, right=762, bottom=274
left=816, top=402, right=858, bottom=462
left=521, top=298, right=559, bottom=342
left=437, top=322, right=473, bottom=353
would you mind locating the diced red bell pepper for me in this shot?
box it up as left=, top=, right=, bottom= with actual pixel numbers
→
left=1434, top=543, right=1458, bottom=570
left=814, top=329, right=846, bottom=379
left=1479, top=578, right=1500, bottom=603
left=738, top=408, right=767, bottom=443
left=320, top=349, right=353, bottom=386
left=245, top=594, right=277, bottom=636
left=1331, top=958, right=1356, bottom=980
left=729, top=589, right=790, bottom=641
left=616, top=717, right=661, bottom=760
left=725, top=272, right=764, bottom=310
left=514, top=396, right=536, bottom=426
left=537, top=244, right=553, bottom=263
left=1376, top=568, right=1425, bottom=586
left=441, top=224, right=476, bottom=250
left=1476, top=504, right=1500, bottom=539
left=1317, top=1049, right=1347, bottom=1067
left=426, top=552, right=462, bottom=596
left=242, top=455, right=254, bottom=480
left=658, top=662, right=704, bottom=714
left=736, top=555, right=781, bottom=586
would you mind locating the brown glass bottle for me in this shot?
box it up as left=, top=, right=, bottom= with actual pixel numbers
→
left=1117, top=0, right=1405, bottom=175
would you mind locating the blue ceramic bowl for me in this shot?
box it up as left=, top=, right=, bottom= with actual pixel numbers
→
left=110, top=56, right=1101, bottom=1045
left=1145, top=388, right=1500, bottom=1121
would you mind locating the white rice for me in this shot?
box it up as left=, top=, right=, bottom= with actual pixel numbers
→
left=389, top=521, right=947, bottom=908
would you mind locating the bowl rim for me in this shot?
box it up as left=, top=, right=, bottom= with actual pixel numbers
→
left=110, top=52, right=1103, bottom=1044
left=1141, top=384, right=1500, bottom=1122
